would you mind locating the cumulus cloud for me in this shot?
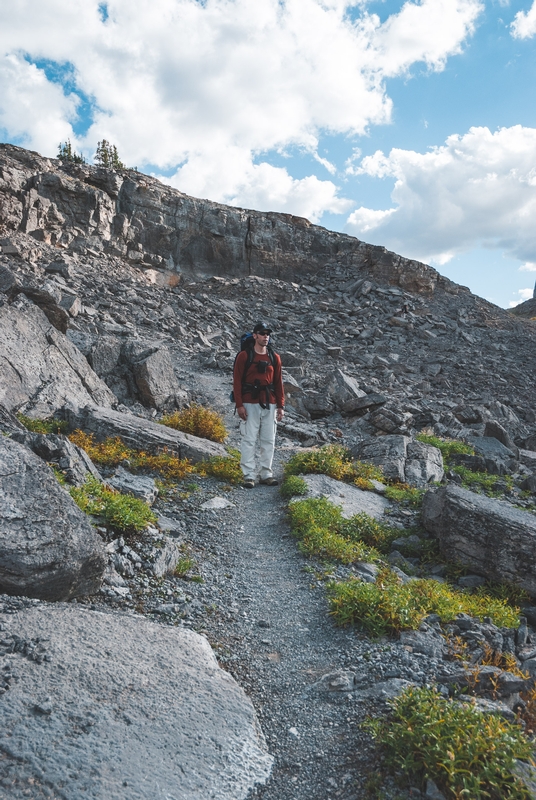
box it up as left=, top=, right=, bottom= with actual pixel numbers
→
left=509, top=288, right=534, bottom=307
left=346, top=125, right=536, bottom=265
left=511, top=1, right=536, bottom=39
left=520, top=262, right=536, bottom=271
left=0, top=0, right=482, bottom=216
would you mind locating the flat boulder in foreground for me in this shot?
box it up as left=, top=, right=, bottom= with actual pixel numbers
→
left=0, top=603, right=273, bottom=800
left=422, top=484, right=536, bottom=594
left=293, top=474, right=391, bottom=519
left=67, top=404, right=227, bottom=463
left=0, top=436, right=106, bottom=601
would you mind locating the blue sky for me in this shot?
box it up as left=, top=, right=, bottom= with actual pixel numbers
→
left=1, top=0, right=536, bottom=308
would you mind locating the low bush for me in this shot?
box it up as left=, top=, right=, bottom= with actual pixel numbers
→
left=366, top=685, right=533, bottom=799
left=416, top=432, right=474, bottom=462
left=280, top=475, right=308, bottom=498
left=194, top=448, right=243, bottom=484
left=288, top=497, right=382, bottom=564
left=384, top=484, right=425, bottom=507
left=160, top=404, right=227, bottom=443
left=284, top=444, right=384, bottom=490
left=17, top=413, right=68, bottom=435
left=70, top=477, right=157, bottom=533
left=69, top=431, right=193, bottom=480
left=328, top=570, right=519, bottom=635
left=451, top=464, right=513, bottom=493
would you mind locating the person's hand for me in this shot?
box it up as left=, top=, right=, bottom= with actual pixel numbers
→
left=237, top=406, right=247, bottom=421
left=276, top=408, right=284, bottom=422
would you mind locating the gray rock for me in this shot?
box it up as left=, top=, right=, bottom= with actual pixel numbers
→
left=88, top=334, right=122, bottom=376
left=0, top=264, right=19, bottom=294
left=342, top=392, right=387, bottom=414
left=422, top=485, right=536, bottom=594
left=292, top=473, right=390, bottom=519
left=465, top=435, right=517, bottom=475
left=132, top=347, right=182, bottom=409
left=326, top=369, right=366, bottom=410
left=150, top=536, right=182, bottom=578
left=0, top=604, right=273, bottom=799
left=519, top=449, right=536, bottom=471
left=66, top=404, right=227, bottom=463
left=405, top=440, right=444, bottom=486
left=0, top=300, right=116, bottom=416
left=425, top=779, right=447, bottom=799
left=354, top=435, right=409, bottom=482
left=457, top=574, right=486, bottom=588
left=15, top=431, right=103, bottom=486
left=0, top=436, right=106, bottom=600
left=309, top=670, right=356, bottom=693
left=108, top=466, right=158, bottom=504
left=368, top=403, right=413, bottom=434
left=399, top=629, right=445, bottom=659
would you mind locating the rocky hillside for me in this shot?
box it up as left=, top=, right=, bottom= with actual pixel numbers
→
left=2, top=143, right=536, bottom=800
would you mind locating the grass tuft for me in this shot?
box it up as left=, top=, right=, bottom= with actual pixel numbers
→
left=280, top=475, right=309, bottom=498
left=284, top=444, right=384, bottom=490
left=366, top=685, right=534, bottom=799
left=194, top=448, right=243, bottom=484
left=70, top=476, right=157, bottom=533
left=384, top=484, right=425, bottom=507
left=328, top=571, right=520, bottom=635
left=160, top=404, right=227, bottom=443
left=17, top=413, right=68, bottom=435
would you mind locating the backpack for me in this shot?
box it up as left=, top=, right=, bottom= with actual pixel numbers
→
left=230, top=332, right=276, bottom=405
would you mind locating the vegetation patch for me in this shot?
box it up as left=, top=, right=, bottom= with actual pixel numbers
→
left=69, top=430, right=193, bottom=480
left=160, top=404, right=227, bottom=443
left=451, top=464, right=513, bottom=493
left=70, top=476, right=157, bottom=534
left=366, top=685, right=533, bottom=800
left=328, top=571, right=519, bottom=635
left=416, top=432, right=474, bottom=461
left=284, top=444, right=384, bottom=490
left=17, top=413, right=68, bottom=435
left=384, top=484, right=425, bottom=507
left=194, top=448, right=242, bottom=484
left=280, top=475, right=308, bottom=498
left=288, top=496, right=386, bottom=564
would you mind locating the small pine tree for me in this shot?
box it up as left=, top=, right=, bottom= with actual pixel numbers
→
left=94, top=139, right=125, bottom=170
left=57, top=140, right=86, bottom=164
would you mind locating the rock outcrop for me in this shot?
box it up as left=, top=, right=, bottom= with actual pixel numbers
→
left=0, top=296, right=115, bottom=416
left=0, top=436, right=106, bottom=600
left=422, top=485, right=536, bottom=594
left=0, top=603, right=273, bottom=800
left=67, top=403, right=227, bottom=462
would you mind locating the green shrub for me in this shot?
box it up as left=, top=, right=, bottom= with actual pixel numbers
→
left=284, top=444, right=384, bottom=490
left=366, top=685, right=533, bottom=799
left=451, top=464, right=513, bottom=493
left=160, top=404, right=227, bottom=443
left=288, top=497, right=381, bottom=564
left=339, top=513, right=401, bottom=554
left=195, top=448, right=242, bottom=484
left=280, top=475, right=308, bottom=498
left=384, top=484, right=425, bottom=507
left=17, top=414, right=68, bottom=435
left=416, top=432, right=474, bottom=462
left=328, top=571, right=519, bottom=635
left=70, top=477, right=157, bottom=533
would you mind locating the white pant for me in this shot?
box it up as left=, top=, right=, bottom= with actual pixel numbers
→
left=239, top=402, right=277, bottom=481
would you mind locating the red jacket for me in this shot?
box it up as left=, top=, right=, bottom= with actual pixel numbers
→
left=233, top=349, right=285, bottom=408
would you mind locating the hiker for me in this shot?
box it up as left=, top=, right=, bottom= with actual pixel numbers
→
left=233, top=322, right=285, bottom=488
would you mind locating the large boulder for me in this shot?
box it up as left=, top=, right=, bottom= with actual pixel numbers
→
left=67, top=404, right=227, bottom=463
left=354, top=436, right=443, bottom=486
left=0, top=603, right=273, bottom=799
left=422, top=485, right=536, bottom=594
left=292, top=474, right=391, bottom=520
left=0, top=298, right=116, bottom=416
left=0, top=436, right=106, bottom=600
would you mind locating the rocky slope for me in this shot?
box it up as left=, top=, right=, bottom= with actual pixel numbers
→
left=1, top=143, right=536, bottom=799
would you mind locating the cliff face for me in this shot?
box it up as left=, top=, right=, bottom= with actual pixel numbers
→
left=0, top=143, right=452, bottom=295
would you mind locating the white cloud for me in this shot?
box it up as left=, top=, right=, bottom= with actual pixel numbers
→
left=511, top=1, right=536, bottom=38
left=520, top=262, right=536, bottom=271
left=509, top=288, right=534, bottom=307
left=346, top=125, right=536, bottom=265
left=0, top=0, right=482, bottom=217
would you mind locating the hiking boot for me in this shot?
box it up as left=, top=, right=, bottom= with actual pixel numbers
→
left=243, top=479, right=255, bottom=489
left=260, top=477, right=278, bottom=486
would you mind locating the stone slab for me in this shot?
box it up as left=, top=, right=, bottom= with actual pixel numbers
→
left=292, top=473, right=390, bottom=519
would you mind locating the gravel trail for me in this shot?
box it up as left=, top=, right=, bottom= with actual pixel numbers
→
left=192, top=457, right=380, bottom=800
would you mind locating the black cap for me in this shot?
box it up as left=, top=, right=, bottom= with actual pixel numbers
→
left=253, top=322, right=272, bottom=334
